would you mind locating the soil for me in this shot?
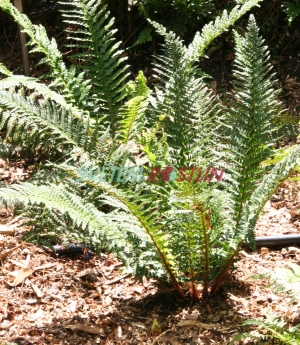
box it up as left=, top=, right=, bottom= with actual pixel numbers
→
left=1, top=2, right=300, bottom=344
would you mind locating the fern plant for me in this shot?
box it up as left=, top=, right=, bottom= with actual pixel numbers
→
left=0, top=0, right=299, bottom=301
left=230, top=265, right=300, bottom=345
left=231, top=312, right=300, bottom=345
left=283, top=1, right=300, bottom=25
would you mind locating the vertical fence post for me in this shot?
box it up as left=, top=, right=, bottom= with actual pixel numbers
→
left=13, top=0, right=30, bottom=76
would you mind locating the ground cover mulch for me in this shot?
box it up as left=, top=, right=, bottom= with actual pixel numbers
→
left=0, top=159, right=300, bottom=345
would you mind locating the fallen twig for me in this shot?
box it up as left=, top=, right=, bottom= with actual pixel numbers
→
left=177, top=319, right=230, bottom=332
left=0, top=244, right=22, bottom=261
left=103, top=273, right=132, bottom=285
left=152, top=330, right=181, bottom=345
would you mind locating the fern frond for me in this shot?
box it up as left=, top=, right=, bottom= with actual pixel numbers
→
left=239, top=314, right=300, bottom=345
left=238, top=143, right=300, bottom=247
left=0, top=89, right=89, bottom=152
left=283, top=1, right=300, bottom=25
left=224, top=15, right=284, bottom=229
left=58, top=163, right=183, bottom=292
left=58, top=0, right=130, bottom=128
left=118, top=96, right=148, bottom=144
left=0, top=181, right=165, bottom=277
left=0, top=141, right=15, bottom=160
left=266, top=264, right=300, bottom=301
left=188, top=0, right=263, bottom=61
left=165, top=179, right=230, bottom=298
left=0, top=76, right=69, bottom=108
left=0, top=62, right=13, bottom=77
left=137, top=126, right=169, bottom=166
left=150, top=21, right=220, bottom=166
left=124, top=70, right=151, bottom=99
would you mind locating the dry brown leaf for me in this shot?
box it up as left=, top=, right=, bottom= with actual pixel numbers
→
left=7, top=213, right=26, bottom=226
left=105, top=273, right=131, bottom=285
left=103, top=296, right=113, bottom=307
left=134, top=286, right=143, bottom=294
left=185, top=313, right=199, bottom=320
left=9, top=259, right=28, bottom=268
left=131, top=322, right=148, bottom=330
left=116, top=325, right=122, bottom=340
left=25, top=299, right=38, bottom=305
left=178, top=320, right=231, bottom=333
left=24, top=253, right=31, bottom=266
left=28, top=306, right=43, bottom=321
left=7, top=267, right=33, bottom=286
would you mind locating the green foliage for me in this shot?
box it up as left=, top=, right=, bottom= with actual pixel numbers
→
left=231, top=312, right=300, bottom=344
left=58, top=0, right=129, bottom=129
left=283, top=1, right=300, bottom=25
left=226, top=17, right=281, bottom=228
left=133, top=0, right=246, bottom=37
left=119, top=71, right=151, bottom=144
left=0, top=0, right=299, bottom=301
left=260, top=263, right=300, bottom=302
left=230, top=266, right=300, bottom=344
left=260, top=15, right=276, bottom=37
left=129, top=25, right=153, bottom=49
left=0, top=0, right=129, bottom=131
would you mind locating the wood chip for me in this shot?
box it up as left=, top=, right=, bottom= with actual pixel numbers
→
left=75, top=268, right=97, bottom=278
left=25, top=299, right=38, bottom=305
left=8, top=259, right=28, bottom=268
left=32, top=283, right=43, bottom=298
left=0, top=225, right=15, bottom=235
left=0, top=244, right=22, bottom=261
left=0, top=322, right=13, bottom=330
left=67, top=300, right=77, bottom=313
left=152, top=330, right=181, bottom=345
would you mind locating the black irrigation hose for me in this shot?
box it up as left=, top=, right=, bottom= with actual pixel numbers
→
left=44, top=244, right=95, bottom=259
left=253, top=234, right=300, bottom=247
left=48, top=236, right=300, bottom=255
left=52, top=244, right=90, bottom=255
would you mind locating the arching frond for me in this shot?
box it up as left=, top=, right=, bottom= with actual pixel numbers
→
left=188, top=0, right=263, bottom=61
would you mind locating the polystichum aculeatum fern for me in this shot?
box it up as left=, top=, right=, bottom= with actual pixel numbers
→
left=0, top=0, right=299, bottom=300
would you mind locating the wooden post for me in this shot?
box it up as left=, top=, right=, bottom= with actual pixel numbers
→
left=13, top=0, right=30, bottom=76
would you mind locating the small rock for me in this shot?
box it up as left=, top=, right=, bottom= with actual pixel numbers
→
left=256, top=296, right=267, bottom=304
